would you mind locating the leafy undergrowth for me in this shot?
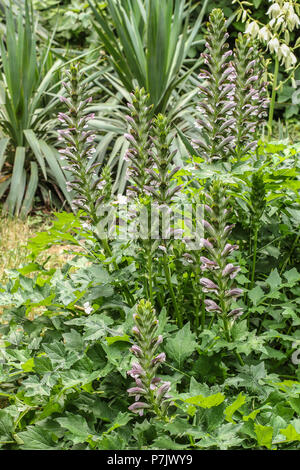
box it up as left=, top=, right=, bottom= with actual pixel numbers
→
left=0, top=138, right=299, bottom=450
left=0, top=221, right=299, bottom=450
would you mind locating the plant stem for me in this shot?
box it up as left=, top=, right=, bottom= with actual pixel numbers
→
left=268, top=56, right=279, bottom=139
left=222, top=314, right=244, bottom=367
left=147, top=248, right=154, bottom=304
left=163, top=254, right=182, bottom=328
left=280, top=233, right=299, bottom=275
left=250, top=226, right=258, bottom=289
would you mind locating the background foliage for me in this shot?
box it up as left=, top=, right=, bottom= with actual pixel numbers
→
left=0, top=0, right=299, bottom=452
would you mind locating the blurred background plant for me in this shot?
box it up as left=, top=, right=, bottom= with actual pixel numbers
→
left=233, top=0, right=300, bottom=137
left=0, top=0, right=72, bottom=216
left=84, top=0, right=210, bottom=195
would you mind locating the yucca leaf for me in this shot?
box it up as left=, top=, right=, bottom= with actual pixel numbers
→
left=3, top=146, right=26, bottom=215
left=175, top=125, right=201, bottom=160
left=0, top=137, right=9, bottom=173
left=0, top=178, right=11, bottom=199
left=39, top=141, right=72, bottom=205
left=20, top=161, right=38, bottom=217
left=15, top=168, right=27, bottom=216
left=24, top=129, right=47, bottom=180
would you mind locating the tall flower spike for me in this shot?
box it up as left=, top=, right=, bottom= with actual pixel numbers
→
left=200, top=179, right=243, bottom=327
left=194, top=8, right=236, bottom=163
left=233, top=34, right=269, bottom=159
left=58, top=63, right=112, bottom=226
left=124, top=88, right=154, bottom=196
left=145, top=114, right=181, bottom=207
left=127, top=300, right=171, bottom=420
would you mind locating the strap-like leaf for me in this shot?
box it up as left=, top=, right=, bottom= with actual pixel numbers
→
left=20, top=161, right=39, bottom=217
left=0, top=137, right=9, bottom=173
left=4, top=146, right=26, bottom=215
left=24, top=129, right=47, bottom=180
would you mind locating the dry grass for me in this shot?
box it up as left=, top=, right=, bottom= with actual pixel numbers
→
left=0, top=213, right=83, bottom=284
left=0, top=216, right=39, bottom=282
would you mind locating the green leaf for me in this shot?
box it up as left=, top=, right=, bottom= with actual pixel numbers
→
left=0, top=410, right=14, bottom=440
left=56, top=413, right=91, bottom=440
left=17, top=426, right=57, bottom=450
left=4, top=146, right=26, bottom=215
left=106, top=335, right=131, bottom=345
left=20, top=160, right=39, bottom=217
left=266, top=269, right=282, bottom=290
left=195, top=423, right=244, bottom=450
left=0, top=137, right=9, bottom=173
left=280, top=424, right=300, bottom=442
left=254, top=424, right=273, bottom=449
left=104, top=412, right=132, bottom=435
left=242, top=409, right=261, bottom=422
left=24, top=129, right=47, bottom=180
left=184, top=393, right=225, bottom=409
left=151, top=435, right=188, bottom=450
left=21, top=357, right=35, bottom=372
left=286, top=207, right=300, bottom=225
left=283, top=268, right=300, bottom=285
left=165, top=322, right=197, bottom=368
left=225, top=393, right=246, bottom=423
left=248, top=285, right=264, bottom=306
left=62, top=329, right=85, bottom=352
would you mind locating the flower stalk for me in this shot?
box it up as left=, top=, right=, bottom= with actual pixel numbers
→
left=194, top=8, right=236, bottom=163
left=127, top=300, right=171, bottom=421
left=200, top=179, right=244, bottom=365
left=58, top=63, right=112, bottom=230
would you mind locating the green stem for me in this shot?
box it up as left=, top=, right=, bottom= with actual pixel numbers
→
left=250, top=226, right=259, bottom=289
left=201, top=293, right=205, bottom=332
left=280, top=233, right=299, bottom=275
left=268, top=56, right=279, bottom=139
left=147, top=249, right=154, bottom=304
left=163, top=254, right=182, bottom=328
left=222, top=314, right=244, bottom=367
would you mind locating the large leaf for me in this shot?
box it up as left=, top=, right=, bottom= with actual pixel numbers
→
left=3, top=146, right=25, bottom=215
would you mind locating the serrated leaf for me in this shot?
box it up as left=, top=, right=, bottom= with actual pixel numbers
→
left=151, top=435, right=188, bottom=450
left=248, top=285, right=264, bottom=306
left=266, top=269, right=281, bottom=290
left=254, top=424, right=273, bottom=449
left=21, top=357, right=35, bottom=372
left=62, top=329, right=85, bottom=352
left=165, top=323, right=197, bottom=367
left=280, top=424, right=300, bottom=442
left=105, top=335, right=131, bottom=345
left=283, top=268, right=300, bottom=285
left=17, top=426, right=57, bottom=450
left=184, top=392, right=225, bottom=408
left=225, top=393, right=246, bottom=423
left=56, top=413, right=91, bottom=439
left=242, top=409, right=261, bottom=422
left=0, top=410, right=14, bottom=440
left=104, top=412, right=132, bottom=435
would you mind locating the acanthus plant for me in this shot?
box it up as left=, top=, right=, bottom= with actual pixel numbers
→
left=193, top=8, right=236, bottom=163
left=58, top=63, right=113, bottom=255
left=124, top=87, right=154, bottom=197
left=127, top=299, right=171, bottom=421
left=233, top=34, right=269, bottom=159
left=124, top=91, right=183, bottom=326
left=194, top=8, right=268, bottom=164
left=200, top=178, right=244, bottom=366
